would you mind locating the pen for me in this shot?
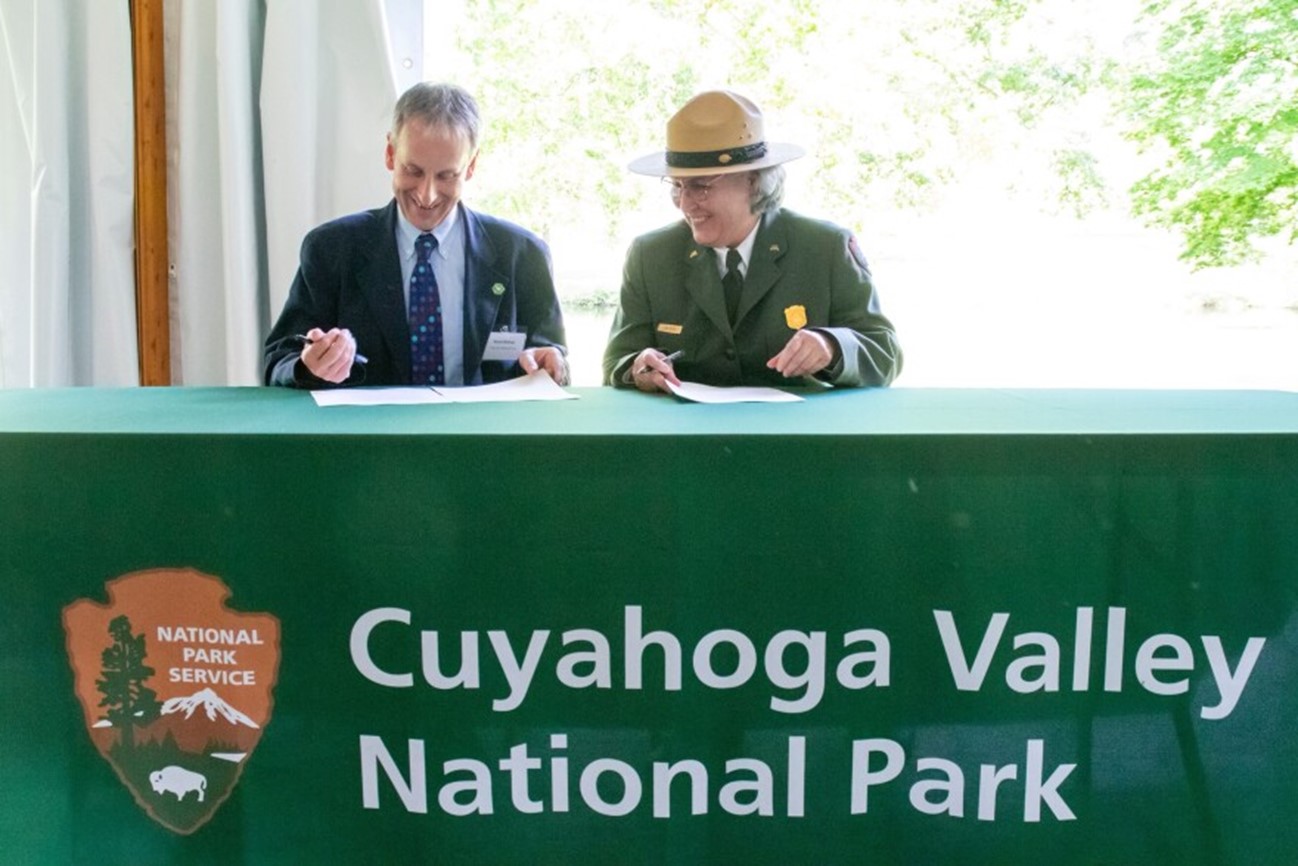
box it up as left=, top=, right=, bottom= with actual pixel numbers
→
left=636, top=349, right=683, bottom=376
left=294, top=334, right=369, bottom=366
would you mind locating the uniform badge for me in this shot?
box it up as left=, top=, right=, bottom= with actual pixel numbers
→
left=784, top=305, right=807, bottom=330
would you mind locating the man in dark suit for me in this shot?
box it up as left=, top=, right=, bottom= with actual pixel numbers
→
left=603, top=91, right=900, bottom=390
left=264, top=83, right=567, bottom=388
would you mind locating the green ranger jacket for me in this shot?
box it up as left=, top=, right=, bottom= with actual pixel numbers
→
left=602, top=208, right=902, bottom=388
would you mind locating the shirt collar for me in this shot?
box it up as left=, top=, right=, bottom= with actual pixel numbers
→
left=713, top=219, right=761, bottom=273
left=395, top=202, right=460, bottom=259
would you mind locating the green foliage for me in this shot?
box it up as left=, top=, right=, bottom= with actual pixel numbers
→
left=563, top=287, right=618, bottom=312
left=448, top=0, right=1296, bottom=279
left=1051, top=148, right=1110, bottom=217
left=451, top=0, right=1100, bottom=252
left=1122, top=0, right=1298, bottom=267
left=455, top=0, right=691, bottom=237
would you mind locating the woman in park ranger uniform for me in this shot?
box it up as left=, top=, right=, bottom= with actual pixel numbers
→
left=603, top=90, right=901, bottom=391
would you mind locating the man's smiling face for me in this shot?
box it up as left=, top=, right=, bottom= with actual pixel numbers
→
left=385, top=118, right=477, bottom=232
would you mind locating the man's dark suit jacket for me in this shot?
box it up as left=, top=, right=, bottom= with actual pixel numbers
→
left=602, top=208, right=901, bottom=388
left=264, top=200, right=566, bottom=387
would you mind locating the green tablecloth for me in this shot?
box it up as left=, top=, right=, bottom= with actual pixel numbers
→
left=2, top=386, right=1295, bottom=863
left=4, top=385, right=1298, bottom=435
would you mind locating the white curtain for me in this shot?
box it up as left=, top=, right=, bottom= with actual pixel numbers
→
left=0, top=0, right=411, bottom=387
left=167, top=0, right=402, bottom=384
left=0, top=0, right=137, bottom=387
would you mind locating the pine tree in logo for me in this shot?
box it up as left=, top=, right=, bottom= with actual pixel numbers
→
left=95, top=615, right=161, bottom=750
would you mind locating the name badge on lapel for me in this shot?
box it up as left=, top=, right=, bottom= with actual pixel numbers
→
left=482, top=330, right=527, bottom=362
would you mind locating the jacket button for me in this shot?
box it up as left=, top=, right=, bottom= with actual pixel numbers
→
left=725, top=348, right=736, bottom=360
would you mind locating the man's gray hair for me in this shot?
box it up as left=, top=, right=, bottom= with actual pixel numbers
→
left=749, top=166, right=786, bottom=214
left=392, top=83, right=481, bottom=150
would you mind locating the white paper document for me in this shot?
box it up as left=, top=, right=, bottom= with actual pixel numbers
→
left=310, top=371, right=577, bottom=406
left=436, top=370, right=578, bottom=403
left=664, top=380, right=805, bottom=404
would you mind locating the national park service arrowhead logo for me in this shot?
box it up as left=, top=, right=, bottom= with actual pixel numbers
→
left=63, top=569, right=280, bottom=834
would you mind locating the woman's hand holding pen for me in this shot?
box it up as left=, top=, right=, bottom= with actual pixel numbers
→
left=298, top=327, right=360, bottom=384
left=630, top=348, right=683, bottom=393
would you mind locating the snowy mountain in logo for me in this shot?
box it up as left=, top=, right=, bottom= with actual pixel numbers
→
left=161, top=688, right=260, bottom=729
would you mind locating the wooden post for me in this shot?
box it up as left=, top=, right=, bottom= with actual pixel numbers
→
left=130, top=0, right=171, bottom=385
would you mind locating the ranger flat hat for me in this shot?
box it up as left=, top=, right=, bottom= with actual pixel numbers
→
left=628, top=90, right=805, bottom=177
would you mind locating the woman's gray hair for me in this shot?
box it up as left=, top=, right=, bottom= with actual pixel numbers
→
left=749, top=165, right=786, bottom=214
left=392, top=83, right=481, bottom=150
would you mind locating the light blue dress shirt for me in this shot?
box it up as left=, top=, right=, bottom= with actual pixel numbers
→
left=396, top=205, right=467, bottom=386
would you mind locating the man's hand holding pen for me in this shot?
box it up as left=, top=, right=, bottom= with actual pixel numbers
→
left=630, top=348, right=683, bottom=393
left=297, top=328, right=364, bottom=384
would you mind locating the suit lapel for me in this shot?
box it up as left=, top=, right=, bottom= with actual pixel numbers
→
left=736, top=211, right=786, bottom=326
left=682, top=239, right=732, bottom=337
left=461, top=205, right=507, bottom=384
left=359, top=201, right=411, bottom=382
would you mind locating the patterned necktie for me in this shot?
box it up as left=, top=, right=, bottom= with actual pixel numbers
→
left=723, top=247, right=744, bottom=325
left=409, top=232, right=445, bottom=385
